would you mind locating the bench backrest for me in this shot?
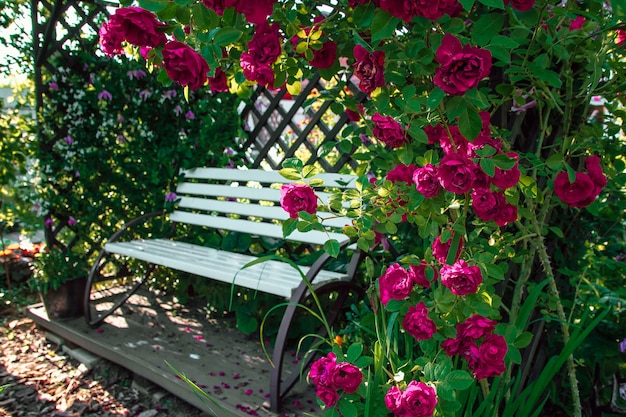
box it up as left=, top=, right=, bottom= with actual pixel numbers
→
left=171, top=168, right=359, bottom=246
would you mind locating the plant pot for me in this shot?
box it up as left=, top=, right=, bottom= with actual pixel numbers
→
left=40, top=275, right=87, bottom=321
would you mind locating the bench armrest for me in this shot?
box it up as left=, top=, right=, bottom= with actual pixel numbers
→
left=107, top=210, right=168, bottom=244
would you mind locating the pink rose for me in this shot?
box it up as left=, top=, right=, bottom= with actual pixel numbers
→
left=280, top=183, right=317, bottom=218
left=409, top=261, right=437, bottom=288
left=235, top=0, right=276, bottom=24
left=99, top=21, right=125, bottom=56
left=240, top=53, right=275, bottom=87
left=385, top=386, right=404, bottom=414
left=378, top=263, right=415, bottom=305
left=434, top=34, right=492, bottom=96
left=162, top=41, right=210, bottom=90
left=386, top=163, right=418, bottom=184
left=553, top=172, right=597, bottom=208
left=201, top=0, right=238, bottom=15
left=328, top=362, right=363, bottom=393
left=437, top=153, right=476, bottom=194
left=569, top=16, right=585, bottom=31
left=585, top=155, right=607, bottom=194
left=504, top=0, right=535, bottom=12
left=470, top=164, right=491, bottom=190
left=458, top=314, right=497, bottom=339
left=309, top=352, right=336, bottom=386
left=401, top=381, right=438, bottom=417
left=372, top=113, right=408, bottom=148
left=432, top=231, right=463, bottom=264
left=438, top=126, right=469, bottom=155
left=471, top=189, right=505, bottom=222
left=413, top=164, right=441, bottom=198
left=316, top=386, right=339, bottom=407
left=493, top=203, right=517, bottom=227
left=247, top=22, right=282, bottom=66
left=492, top=152, right=521, bottom=189
left=379, top=0, right=462, bottom=21
left=353, top=45, right=386, bottom=93
left=618, top=30, right=626, bottom=47
left=104, top=7, right=167, bottom=50
left=309, top=41, right=338, bottom=69
left=467, top=334, right=508, bottom=380
left=209, top=67, right=229, bottom=93
left=403, top=302, right=437, bottom=341
left=440, top=260, right=482, bottom=296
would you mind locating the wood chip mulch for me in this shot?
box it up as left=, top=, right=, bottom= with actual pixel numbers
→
left=0, top=307, right=207, bottom=417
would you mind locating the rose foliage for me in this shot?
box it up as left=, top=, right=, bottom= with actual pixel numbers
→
left=99, top=0, right=626, bottom=416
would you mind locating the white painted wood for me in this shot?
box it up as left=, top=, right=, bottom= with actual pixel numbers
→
left=104, top=239, right=345, bottom=299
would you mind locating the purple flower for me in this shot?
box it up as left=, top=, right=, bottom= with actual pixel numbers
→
left=224, top=147, right=235, bottom=156
left=174, top=105, right=183, bottom=116
left=49, top=81, right=59, bottom=90
left=118, top=134, right=126, bottom=143
left=45, top=218, right=54, bottom=229
left=620, top=338, right=626, bottom=353
left=185, top=110, right=195, bottom=120
left=162, top=89, right=177, bottom=100
left=64, top=136, right=75, bottom=145
left=68, top=216, right=77, bottom=226
left=165, top=192, right=177, bottom=202
left=139, top=89, right=152, bottom=101
left=127, top=69, right=147, bottom=80
left=98, top=89, right=113, bottom=100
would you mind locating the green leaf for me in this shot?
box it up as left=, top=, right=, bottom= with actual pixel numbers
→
left=445, top=370, right=475, bottom=390
left=235, top=309, right=258, bottom=334
left=371, top=10, right=400, bottom=43
left=282, top=218, right=298, bottom=237
left=507, top=345, right=522, bottom=364
left=338, top=397, right=358, bottom=417
left=191, top=4, right=218, bottom=30
left=485, top=263, right=505, bottom=280
left=282, top=158, right=304, bottom=170
left=472, top=13, right=504, bottom=47
left=548, top=226, right=564, bottom=238
left=545, top=154, right=562, bottom=170
left=279, top=168, right=302, bottom=180
left=457, top=0, right=475, bottom=11
left=346, top=343, right=364, bottom=363
left=492, top=153, right=517, bottom=170
left=427, top=87, right=445, bottom=110
left=137, top=0, right=170, bottom=12
left=459, top=107, right=482, bottom=140
left=514, top=331, right=534, bottom=349
left=480, top=158, right=496, bottom=177
left=213, top=27, right=242, bottom=46
left=324, top=239, right=340, bottom=258
left=352, top=2, right=376, bottom=28
left=409, top=126, right=429, bottom=144
left=478, top=0, right=505, bottom=8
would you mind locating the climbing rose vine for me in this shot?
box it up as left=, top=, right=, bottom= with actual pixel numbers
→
left=98, top=0, right=625, bottom=416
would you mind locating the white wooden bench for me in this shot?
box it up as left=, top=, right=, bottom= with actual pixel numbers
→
left=82, top=167, right=363, bottom=412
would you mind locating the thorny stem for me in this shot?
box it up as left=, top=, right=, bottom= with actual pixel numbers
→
left=530, top=213, right=582, bottom=417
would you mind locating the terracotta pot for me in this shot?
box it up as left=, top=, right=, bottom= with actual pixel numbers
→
left=40, top=275, right=87, bottom=321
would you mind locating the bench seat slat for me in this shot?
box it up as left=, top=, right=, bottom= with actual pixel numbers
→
left=175, top=197, right=353, bottom=229
left=169, top=211, right=350, bottom=246
left=104, top=239, right=345, bottom=299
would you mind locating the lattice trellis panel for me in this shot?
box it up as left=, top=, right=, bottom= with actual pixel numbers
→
left=239, top=73, right=367, bottom=173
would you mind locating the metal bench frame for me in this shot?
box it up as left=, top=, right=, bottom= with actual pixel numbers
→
left=83, top=167, right=363, bottom=412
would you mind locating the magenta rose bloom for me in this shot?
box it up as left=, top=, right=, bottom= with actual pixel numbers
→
left=106, top=7, right=167, bottom=49
left=247, top=22, right=282, bottom=66
left=432, top=231, right=463, bottom=264
left=471, top=189, right=505, bottom=222
left=235, top=0, right=276, bottom=24
left=385, top=385, right=404, bottom=414
left=459, top=314, right=497, bottom=339
left=440, top=259, right=483, bottom=296
left=424, top=123, right=445, bottom=145
left=470, top=164, right=491, bottom=190
left=401, top=381, right=438, bottom=417
left=504, top=0, right=535, bottom=11
left=201, top=0, right=238, bottom=15
left=403, top=302, right=437, bottom=341
left=387, top=163, right=418, bottom=184
left=372, top=113, right=408, bottom=148
left=240, top=53, right=275, bottom=87
left=437, top=153, right=476, bottom=194
left=208, top=67, right=229, bottom=93
left=353, top=45, right=386, bottom=93
left=162, top=41, right=210, bottom=90
left=379, top=0, right=462, bottom=21
left=467, top=334, right=508, bottom=380
left=434, top=34, right=492, bottom=96
left=99, top=21, right=125, bottom=56
left=280, top=183, right=317, bottom=218
left=439, top=126, right=469, bottom=156
left=493, top=203, right=518, bottom=226
left=328, top=361, right=363, bottom=393
left=309, top=352, right=336, bottom=387
left=310, top=41, right=338, bottom=69
left=378, top=263, right=415, bottom=305
left=409, top=261, right=437, bottom=288
left=553, top=171, right=597, bottom=208
left=316, top=386, right=339, bottom=407
left=413, top=164, right=441, bottom=198
left=492, top=152, right=521, bottom=190
left=585, top=155, right=607, bottom=194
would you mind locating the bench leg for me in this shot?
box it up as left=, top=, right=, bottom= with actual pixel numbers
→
left=269, top=280, right=364, bottom=412
left=83, top=249, right=156, bottom=327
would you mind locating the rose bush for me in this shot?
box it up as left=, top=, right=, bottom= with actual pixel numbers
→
left=97, top=0, right=625, bottom=416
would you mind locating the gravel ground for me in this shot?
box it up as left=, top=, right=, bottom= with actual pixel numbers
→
left=0, top=306, right=208, bottom=417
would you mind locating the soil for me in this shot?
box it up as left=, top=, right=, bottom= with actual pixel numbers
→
left=0, top=306, right=207, bottom=417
